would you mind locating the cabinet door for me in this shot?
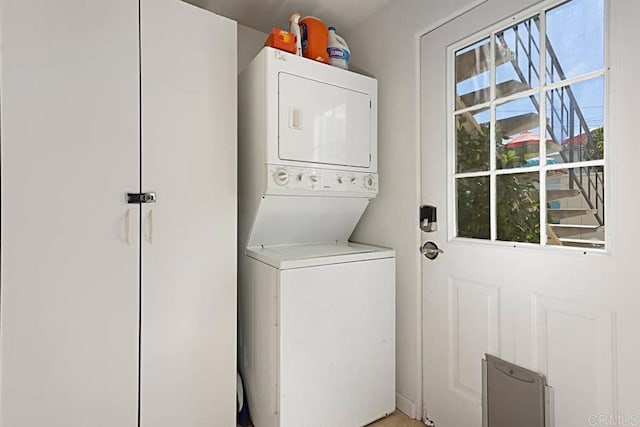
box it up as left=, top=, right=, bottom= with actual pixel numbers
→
left=0, top=1, right=140, bottom=426
left=139, top=1, right=237, bottom=426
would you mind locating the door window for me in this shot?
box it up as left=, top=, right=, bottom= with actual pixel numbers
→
left=452, top=0, right=606, bottom=250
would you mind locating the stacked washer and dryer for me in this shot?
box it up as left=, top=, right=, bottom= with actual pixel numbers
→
left=238, top=47, right=395, bottom=427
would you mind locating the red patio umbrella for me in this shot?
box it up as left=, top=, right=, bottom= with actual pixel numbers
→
left=503, top=132, right=554, bottom=153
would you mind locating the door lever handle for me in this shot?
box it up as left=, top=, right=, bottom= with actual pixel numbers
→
left=421, top=241, right=444, bottom=260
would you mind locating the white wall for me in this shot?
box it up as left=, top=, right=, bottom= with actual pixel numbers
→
left=238, top=24, right=266, bottom=74
left=344, top=0, right=488, bottom=418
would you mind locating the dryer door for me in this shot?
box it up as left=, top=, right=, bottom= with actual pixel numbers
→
left=278, top=72, right=371, bottom=168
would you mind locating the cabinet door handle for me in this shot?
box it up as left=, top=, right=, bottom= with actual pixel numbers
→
left=148, top=209, right=154, bottom=244
left=125, top=208, right=132, bottom=245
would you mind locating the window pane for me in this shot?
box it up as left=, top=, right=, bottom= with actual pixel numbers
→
left=456, top=176, right=490, bottom=239
left=496, top=95, right=540, bottom=169
left=496, top=172, right=541, bottom=243
left=546, top=166, right=604, bottom=248
left=455, top=38, right=491, bottom=108
left=546, top=0, right=605, bottom=82
left=546, top=76, right=604, bottom=164
left=495, top=16, right=541, bottom=98
left=456, top=111, right=490, bottom=173
left=449, top=0, right=606, bottom=249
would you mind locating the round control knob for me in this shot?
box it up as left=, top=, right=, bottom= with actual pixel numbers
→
left=309, top=175, right=319, bottom=183
left=349, top=176, right=357, bottom=184
left=273, top=168, right=289, bottom=186
left=364, top=175, right=375, bottom=189
left=296, top=173, right=304, bottom=182
left=337, top=176, right=344, bottom=184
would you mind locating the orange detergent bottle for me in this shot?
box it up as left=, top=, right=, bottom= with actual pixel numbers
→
left=299, top=16, right=329, bottom=63
left=264, top=28, right=297, bottom=54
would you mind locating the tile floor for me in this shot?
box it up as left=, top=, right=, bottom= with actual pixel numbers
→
left=368, top=410, right=425, bottom=426
left=238, top=410, right=424, bottom=427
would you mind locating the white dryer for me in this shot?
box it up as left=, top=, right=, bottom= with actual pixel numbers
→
left=238, top=47, right=395, bottom=427
left=238, top=47, right=379, bottom=249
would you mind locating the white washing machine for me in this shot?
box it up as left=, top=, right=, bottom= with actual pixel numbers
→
left=240, top=242, right=395, bottom=427
left=238, top=47, right=395, bottom=426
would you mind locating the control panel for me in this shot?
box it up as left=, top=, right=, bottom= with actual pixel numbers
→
left=266, top=165, right=378, bottom=196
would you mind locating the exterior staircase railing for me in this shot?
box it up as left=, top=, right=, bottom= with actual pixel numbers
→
left=496, top=17, right=604, bottom=227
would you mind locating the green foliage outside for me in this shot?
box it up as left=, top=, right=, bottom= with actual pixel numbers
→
left=589, top=127, right=604, bottom=160
left=455, top=116, right=490, bottom=173
left=496, top=173, right=540, bottom=243
left=456, top=115, right=540, bottom=242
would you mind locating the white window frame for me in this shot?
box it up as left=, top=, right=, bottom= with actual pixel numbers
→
left=446, top=0, right=610, bottom=253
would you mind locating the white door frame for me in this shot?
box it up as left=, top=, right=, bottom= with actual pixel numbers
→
left=411, top=1, right=490, bottom=420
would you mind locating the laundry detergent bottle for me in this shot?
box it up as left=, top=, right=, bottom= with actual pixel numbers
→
left=299, top=16, right=329, bottom=63
left=327, top=27, right=350, bottom=70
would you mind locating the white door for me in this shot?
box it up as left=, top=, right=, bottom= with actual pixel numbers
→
left=0, top=0, right=140, bottom=426
left=279, top=258, right=395, bottom=427
left=278, top=73, right=372, bottom=168
left=421, top=0, right=640, bottom=426
left=139, top=0, right=237, bottom=426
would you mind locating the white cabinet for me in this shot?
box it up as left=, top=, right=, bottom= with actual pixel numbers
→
left=0, top=1, right=236, bottom=426
left=139, top=1, right=237, bottom=426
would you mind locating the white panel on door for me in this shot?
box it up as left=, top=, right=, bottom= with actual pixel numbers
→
left=532, top=295, right=616, bottom=427
left=279, top=258, right=395, bottom=427
left=278, top=73, right=371, bottom=168
left=0, top=1, right=140, bottom=426
left=449, top=278, right=501, bottom=400
left=139, top=0, right=237, bottom=426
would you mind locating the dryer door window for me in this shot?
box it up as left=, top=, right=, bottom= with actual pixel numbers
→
left=278, top=73, right=371, bottom=168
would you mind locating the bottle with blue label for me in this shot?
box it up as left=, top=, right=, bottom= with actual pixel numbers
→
left=327, top=27, right=350, bottom=70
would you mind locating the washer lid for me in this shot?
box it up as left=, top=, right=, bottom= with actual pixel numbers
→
left=246, top=242, right=395, bottom=269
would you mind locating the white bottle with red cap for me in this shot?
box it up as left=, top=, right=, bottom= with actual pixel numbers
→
left=327, top=27, right=350, bottom=70
left=289, top=12, right=302, bottom=56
